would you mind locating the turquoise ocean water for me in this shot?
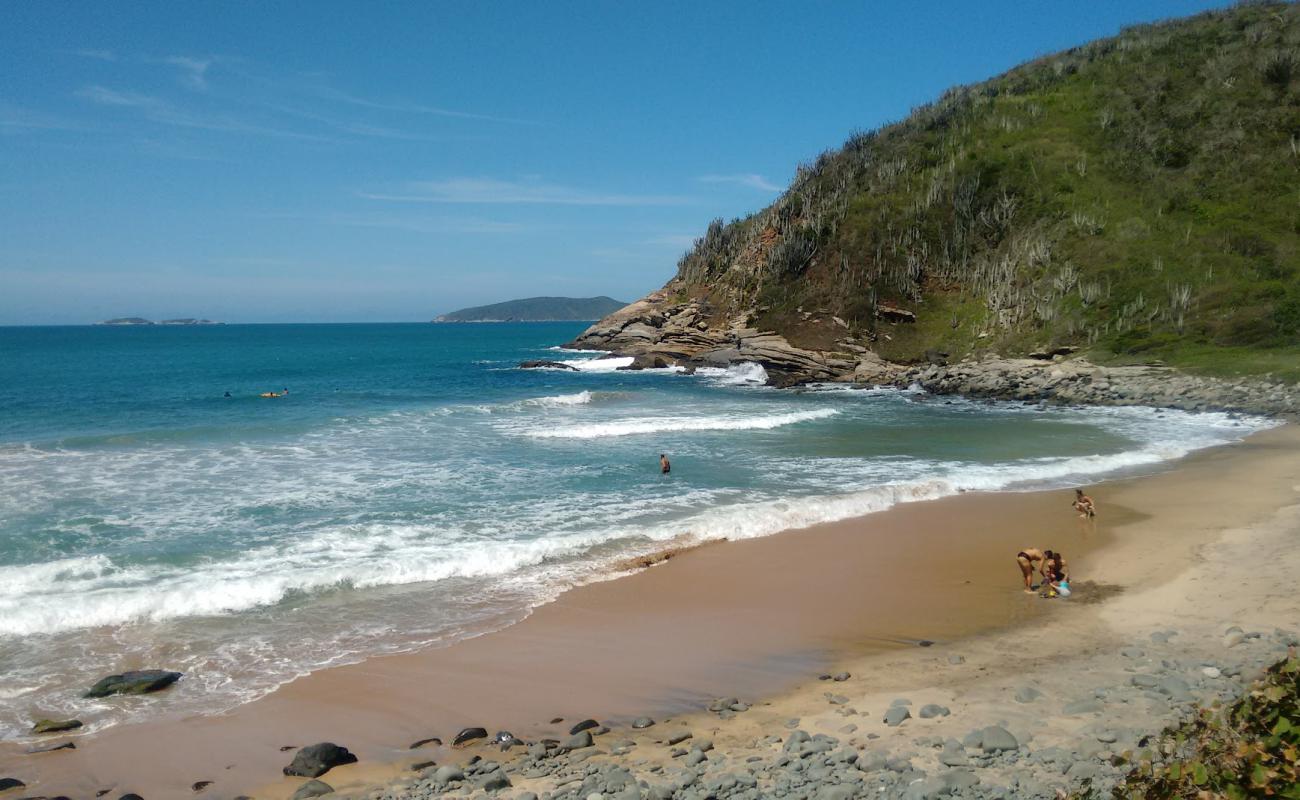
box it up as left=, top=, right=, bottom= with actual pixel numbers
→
left=0, top=322, right=1270, bottom=738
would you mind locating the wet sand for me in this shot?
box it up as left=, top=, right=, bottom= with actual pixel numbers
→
left=6, top=424, right=1296, bottom=800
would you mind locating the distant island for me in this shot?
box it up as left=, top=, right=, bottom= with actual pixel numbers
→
left=434, top=296, right=626, bottom=323
left=98, top=318, right=222, bottom=326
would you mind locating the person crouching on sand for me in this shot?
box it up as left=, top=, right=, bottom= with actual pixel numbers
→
left=1041, top=549, right=1070, bottom=597
left=1016, top=548, right=1045, bottom=593
left=1073, top=488, right=1096, bottom=518
left=660, top=453, right=671, bottom=474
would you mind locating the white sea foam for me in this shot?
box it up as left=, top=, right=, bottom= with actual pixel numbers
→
left=524, top=391, right=593, bottom=407
left=519, top=408, right=841, bottom=439
left=560, top=356, right=634, bottom=372
left=696, top=362, right=769, bottom=386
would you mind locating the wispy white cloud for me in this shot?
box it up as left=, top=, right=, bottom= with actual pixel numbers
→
left=163, top=56, right=214, bottom=90
left=362, top=177, right=692, bottom=207
left=698, top=173, right=781, bottom=192
left=75, top=84, right=333, bottom=142
left=309, top=85, right=535, bottom=125
left=0, top=101, right=83, bottom=133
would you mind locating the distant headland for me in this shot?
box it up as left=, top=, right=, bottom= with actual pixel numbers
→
left=433, top=296, right=626, bottom=323
left=97, top=318, right=223, bottom=326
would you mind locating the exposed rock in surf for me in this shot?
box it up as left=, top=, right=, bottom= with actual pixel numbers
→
left=31, top=719, right=82, bottom=734
left=26, top=740, right=76, bottom=753
left=517, top=360, right=579, bottom=371
left=83, top=670, right=182, bottom=698
left=282, top=742, right=357, bottom=778
left=452, top=727, right=487, bottom=747
left=409, top=736, right=441, bottom=749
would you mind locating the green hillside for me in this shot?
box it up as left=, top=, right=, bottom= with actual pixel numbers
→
left=667, top=2, right=1300, bottom=381
left=435, top=296, right=627, bottom=322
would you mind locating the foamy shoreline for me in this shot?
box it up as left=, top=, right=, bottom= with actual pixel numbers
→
left=6, top=424, right=1297, bottom=799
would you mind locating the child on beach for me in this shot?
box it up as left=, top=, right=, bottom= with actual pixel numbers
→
left=1040, top=549, right=1070, bottom=597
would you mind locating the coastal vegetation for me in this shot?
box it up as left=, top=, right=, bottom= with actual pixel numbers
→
left=666, top=1, right=1300, bottom=381
left=1102, top=652, right=1300, bottom=799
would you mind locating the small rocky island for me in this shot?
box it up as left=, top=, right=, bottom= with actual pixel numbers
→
left=97, top=318, right=222, bottom=326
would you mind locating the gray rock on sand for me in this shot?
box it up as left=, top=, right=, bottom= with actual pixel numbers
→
left=291, top=780, right=334, bottom=799
left=476, top=769, right=511, bottom=791
left=1062, top=699, right=1104, bottom=715
left=883, top=706, right=911, bottom=727
left=832, top=672, right=851, bottom=681
left=979, top=726, right=1019, bottom=753
left=83, top=670, right=182, bottom=698
left=666, top=730, right=693, bottom=746
left=948, top=655, right=966, bottom=664
left=1014, top=687, right=1043, bottom=703
left=632, top=717, right=655, bottom=729
left=564, top=731, right=593, bottom=750
left=569, top=719, right=600, bottom=735
left=433, top=765, right=464, bottom=784
left=919, top=704, right=950, bottom=719
left=31, top=719, right=83, bottom=734
left=282, top=742, right=357, bottom=778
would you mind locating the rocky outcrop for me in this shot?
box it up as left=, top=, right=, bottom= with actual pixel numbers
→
left=568, top=295, right=1298, bottom=415
left=566, top=293, right=885, bottom=388
left=84, top=670, right=182, bottom=698
left=518, top=360, right=579, bottom=371
left=31, top=719, right=82, bottom=734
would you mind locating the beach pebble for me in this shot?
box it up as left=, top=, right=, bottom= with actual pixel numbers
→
left=290, top=780, right=333, bottom=800
left=1150, top=630, right=1178, bottom=643
left=883, top=706, right=911, bottom=727
left=1014, top=687, right=1043, bottom=703
left=826, top=694, right=849, bottom=705
left=476, top=769, right=511, bottom=791
left=1223, top=630, right=1246, bottom=649
left=832, top=672, right=851, bottom=681
left=1120, top=646, right=1146, bottom=659
left=565, top=731, right=594, bottom=750
left=282, top=743, right=357, bottom=778
left=1097, top=731, right=1119, bottom=743
left=0, top=778, right=25, bottom=792
left=191, top=780, right=212, bottom=792
left=1202, top=666, right=1222, bottom=678
left=631, top=716, right=655, bottom=729
left=407, top=736, right=440, bottom=749
left=684, top=750, right=708, bottom=767
left=433, top=765, right=464, bottom=784
left=26, top=741, right=75, bottom=754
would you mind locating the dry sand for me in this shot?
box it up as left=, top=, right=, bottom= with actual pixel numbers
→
left=6, top=425, right=1298, bottom=800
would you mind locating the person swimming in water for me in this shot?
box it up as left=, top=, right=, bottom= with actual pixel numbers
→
left=1072, top=489, right=1096, bottom=518
left=1016, top=548, right=1045, bottom=593
left=660, top=453, right=671, bottom=474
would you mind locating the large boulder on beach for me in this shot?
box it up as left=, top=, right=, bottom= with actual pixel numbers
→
left=282, top=742, right=357, bottom=778
left=84, top=670, right=182, bottom=698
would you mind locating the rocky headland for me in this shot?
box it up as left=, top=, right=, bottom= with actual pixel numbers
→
left=563, top=291, right=1300, bottom=417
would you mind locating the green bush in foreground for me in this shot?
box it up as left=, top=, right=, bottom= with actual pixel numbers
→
left=1108, top=653, right=1299, bottom=799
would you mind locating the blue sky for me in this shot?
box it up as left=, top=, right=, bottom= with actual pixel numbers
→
left=1, top=1, right=1229, bottom=324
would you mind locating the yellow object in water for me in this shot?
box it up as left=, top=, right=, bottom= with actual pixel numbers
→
left=260, top=392, right=281, bottom=398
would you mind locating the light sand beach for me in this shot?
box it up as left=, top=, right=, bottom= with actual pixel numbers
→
left=6, top=424, right=1298, bottom=800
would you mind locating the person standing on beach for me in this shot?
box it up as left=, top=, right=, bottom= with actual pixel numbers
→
left=1073, top=489, right=1096, bottom=518
left=1016, top=548, right=1045, bottom=593
left=660, top=453, right=671, bottom=474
